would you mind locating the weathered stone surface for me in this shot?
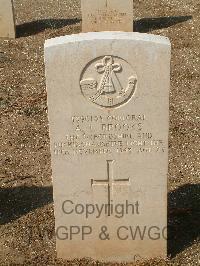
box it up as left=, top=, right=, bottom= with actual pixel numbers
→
left=44, top=32, right=171, bottom=262
left=0, top=0, right=15, bottom=38
left=81, top=0, right=133, bottom=32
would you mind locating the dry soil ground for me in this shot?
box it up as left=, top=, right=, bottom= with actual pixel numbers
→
left=0, top=0, right=199, bottom=265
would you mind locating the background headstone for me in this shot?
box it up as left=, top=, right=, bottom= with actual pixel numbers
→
left=81, top=0, right=133, bottom=32
left=0, top=0, right=15, bottom=38
left=45, top=32, right=171, bottom=262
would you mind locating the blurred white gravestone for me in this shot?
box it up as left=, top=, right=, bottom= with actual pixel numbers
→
left=0, top=0, right=15, bottom=38
left=81, top=0, right=133, bottom=32
left=44, top=32, right=171, bottom=262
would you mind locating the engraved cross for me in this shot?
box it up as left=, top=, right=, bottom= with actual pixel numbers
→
left=91, top=160, right=130, bottom=216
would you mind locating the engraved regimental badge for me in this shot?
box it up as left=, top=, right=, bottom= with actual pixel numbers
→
left=80, top=56, right=137, bottom=108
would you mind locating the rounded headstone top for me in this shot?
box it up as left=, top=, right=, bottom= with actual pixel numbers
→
left=44, top=32, right=171, bottom=49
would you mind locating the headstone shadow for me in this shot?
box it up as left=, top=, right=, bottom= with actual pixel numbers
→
left=0, top=185, right=53, bottom=225
left=16, top=18, right=81, bottom=37
left=134, top=15, right=192, bottom=33
left=168, top=183, right=200, bottom=257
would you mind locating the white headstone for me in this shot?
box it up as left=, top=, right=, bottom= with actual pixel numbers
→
left=0, top=0, right=15, bottom=38
left=81, top=0, right=133, bottom=32
left=45, top=32, right=171, bottom=263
